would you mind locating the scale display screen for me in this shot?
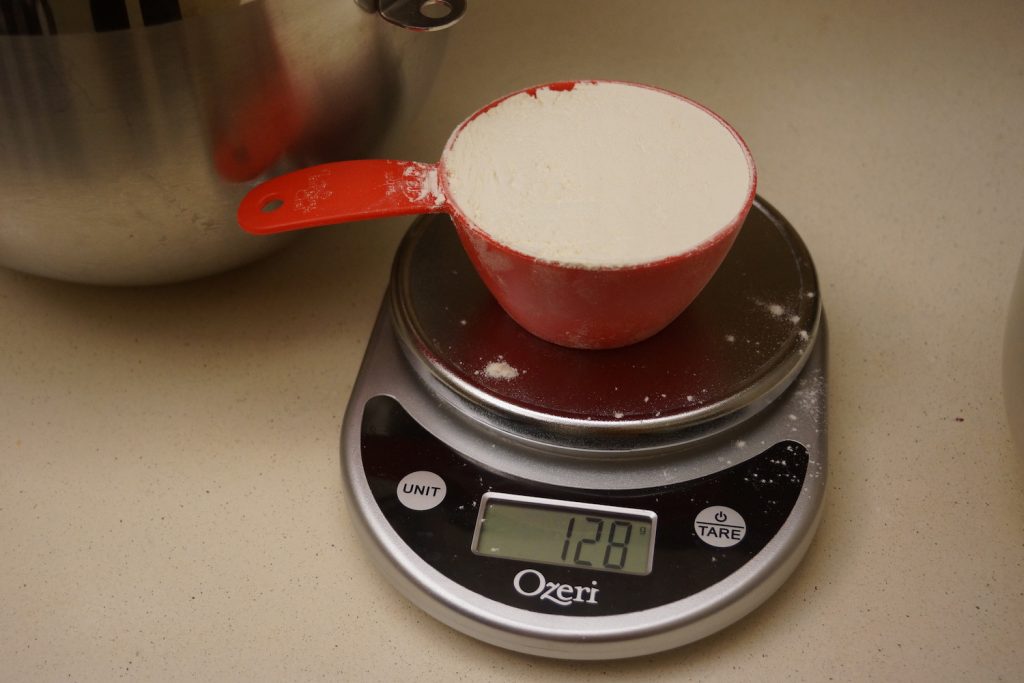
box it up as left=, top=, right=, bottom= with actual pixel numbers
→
left=471, top=493, right=657, bottom=575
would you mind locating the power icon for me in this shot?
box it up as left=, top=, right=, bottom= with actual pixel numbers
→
left=694, top=506, right=747, bottom=548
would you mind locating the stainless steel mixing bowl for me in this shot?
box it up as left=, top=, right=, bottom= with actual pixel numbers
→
left=0, top=0, right=465, bottom=285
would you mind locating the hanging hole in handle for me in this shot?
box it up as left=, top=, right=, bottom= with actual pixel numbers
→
left=261, top=197, right=284, bottom=213
left=419, top=0, right=452, bottom=19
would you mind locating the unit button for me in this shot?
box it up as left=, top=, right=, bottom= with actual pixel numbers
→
left=694, top=506, right=747, bottom=548
left=397, top=471, right=447, bottom=510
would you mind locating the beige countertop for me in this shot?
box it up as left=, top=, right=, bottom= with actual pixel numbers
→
left=3, top=1, right=1023, bottom=680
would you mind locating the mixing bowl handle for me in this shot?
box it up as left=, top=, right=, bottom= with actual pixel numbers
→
left=371, top=0, right=468, bottom=31
left=237, top=160, right=448, bottom=235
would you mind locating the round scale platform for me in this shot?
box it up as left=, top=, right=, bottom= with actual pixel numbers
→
left=340, top=197, right=828, bottom=659
left=390, top=196, right=821, bottom=446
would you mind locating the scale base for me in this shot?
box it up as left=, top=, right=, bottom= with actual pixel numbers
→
left=341, top=199, right=828, bottom=659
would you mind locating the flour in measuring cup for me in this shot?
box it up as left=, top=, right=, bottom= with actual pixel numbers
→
left=443, top=81, right=754, bottom=268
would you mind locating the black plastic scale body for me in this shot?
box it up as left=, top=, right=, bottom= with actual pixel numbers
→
left=341, top=198, right=827, bottom=660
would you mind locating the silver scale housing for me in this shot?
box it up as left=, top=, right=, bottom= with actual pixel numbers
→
left=341, top=198, right=828, bottom=659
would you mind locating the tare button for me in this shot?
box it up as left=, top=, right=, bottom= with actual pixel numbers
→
left=694, top=506, right=747, bottom=548
left=397, top=471, right=447, bottom=510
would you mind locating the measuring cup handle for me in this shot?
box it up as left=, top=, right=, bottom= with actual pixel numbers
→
left=237, top=160, right=448, bottom=235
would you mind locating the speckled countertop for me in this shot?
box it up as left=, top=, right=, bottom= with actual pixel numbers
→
left=3, top=1, right=1023, bottom=680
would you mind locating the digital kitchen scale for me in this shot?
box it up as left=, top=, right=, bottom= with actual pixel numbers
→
left=340, top=197, right=827, bottom=660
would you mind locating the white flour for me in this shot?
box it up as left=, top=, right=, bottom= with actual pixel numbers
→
left=443, top=82, right=754, bottom=267
left=400, top=163, right=446, bottom=207
left=483, top=360, right=519, bottom=380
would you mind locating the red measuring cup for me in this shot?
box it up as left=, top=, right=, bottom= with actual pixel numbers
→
left=238, top=80, right=756, bottom=349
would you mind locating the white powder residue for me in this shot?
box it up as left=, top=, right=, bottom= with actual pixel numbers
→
left=613, top=411, right=625, bottom=419
left=400, top=162, right=446, bottom=207
left=757, top=301, right=810, bottom=339
left=443, top=82, right=754, bottom=267
left=793, top=371, right=826, bottom=423
left=483, top=360, right=519, bottom=380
